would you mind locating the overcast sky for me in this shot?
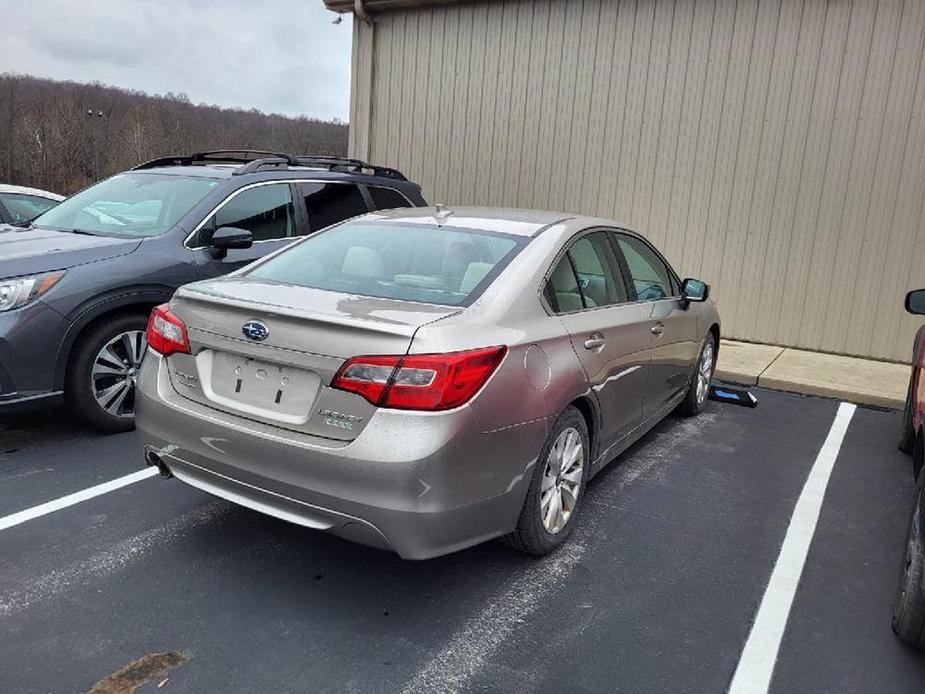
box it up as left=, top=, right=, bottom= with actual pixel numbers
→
left=2, top=0, right=354, bottom=121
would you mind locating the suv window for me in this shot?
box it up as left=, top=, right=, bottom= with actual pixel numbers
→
left=615, top=234, right=677, bottom=300
left=547, top=232, right=627, bottom=313
left=0, top=193, right=58, bottom=223
left=367, top=186, right=410, bottom=211
left=300, top=182, right=368, bottom=233
left=195, top=183, right=295, bottom=246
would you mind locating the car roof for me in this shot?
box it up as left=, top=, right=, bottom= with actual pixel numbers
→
left=0, top=184, right=65, bottom=200
left=367, top=206, right=634, bottom=238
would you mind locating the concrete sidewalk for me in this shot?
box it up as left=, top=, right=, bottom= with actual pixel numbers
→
left=715, top=340, right=910, bottom=410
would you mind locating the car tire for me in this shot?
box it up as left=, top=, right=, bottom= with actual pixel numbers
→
left=679, top=334, right=716, bottom=417
left=66, top=313, right=149, bottom=433
left=503, top=405, right=590, bottom=556
left=900, top=378, right=916, bottom=454
left=892, top=469, right=925, bottom=649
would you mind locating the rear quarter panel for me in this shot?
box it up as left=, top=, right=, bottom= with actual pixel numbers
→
left=407, top=224, right=596, bottom=498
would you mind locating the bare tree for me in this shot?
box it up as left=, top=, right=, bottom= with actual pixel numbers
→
left=0, top=73, right=349, bottom=194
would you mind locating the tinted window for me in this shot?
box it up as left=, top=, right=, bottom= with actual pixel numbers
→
left=547, top=256, right=583, bottom=313
left=248, top=220, right=522, bottom=306
left=615, top=234, right=676, bottom=300
left=547, top=232, right=627, bottom=313
left=0, top=193, right=58, bottom=222
left=301, top=183, right=368, bottom=232
left=34, top=173, right=218, bottom=238
left=195, top=183, right=295, bottom=245
left=568, top=233, right=628, bottom=306
left=368, top=186, right=410, bottom=211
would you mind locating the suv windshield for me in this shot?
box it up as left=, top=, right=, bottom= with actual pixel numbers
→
left=247, top=220, right=524, bottom=306
left=33, top=173, right=219, bottom=237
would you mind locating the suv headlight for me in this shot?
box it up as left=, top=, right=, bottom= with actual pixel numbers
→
left=0, top=271, right=66, bottom=312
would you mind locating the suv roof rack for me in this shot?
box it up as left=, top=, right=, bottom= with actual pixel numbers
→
left=132, top=150, right=407, bottom=181
left=294, top=156, right=407, bottom=181
left=133, top=150, right=299, bottom=171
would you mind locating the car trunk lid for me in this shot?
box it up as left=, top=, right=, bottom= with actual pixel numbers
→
left=163, top=277, right=459, bottom=439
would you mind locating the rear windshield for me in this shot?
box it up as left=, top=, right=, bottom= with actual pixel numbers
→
left=33, top=173, right=219, bottom=238
left=247, top=220, right=524, bottom=306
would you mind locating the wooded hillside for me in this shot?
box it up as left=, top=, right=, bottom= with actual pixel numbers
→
left=0, top=74, right=349, bottom=195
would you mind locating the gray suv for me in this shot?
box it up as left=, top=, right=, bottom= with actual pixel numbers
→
left=0, top=151, right=425, bottom=431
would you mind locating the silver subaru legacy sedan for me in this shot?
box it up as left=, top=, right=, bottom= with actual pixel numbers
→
left=136, top=207, right=720, bottom=559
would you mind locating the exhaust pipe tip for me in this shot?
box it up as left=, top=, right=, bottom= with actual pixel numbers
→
left=144, top=447, right=173, bottom=479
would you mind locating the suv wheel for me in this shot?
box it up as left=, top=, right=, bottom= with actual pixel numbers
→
left=503, top=406, right=589, bottom=555
left=67, top=314, right=148, bottom=433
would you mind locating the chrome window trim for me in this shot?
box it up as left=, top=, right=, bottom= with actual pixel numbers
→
left=364, top=184, right=413, bottom=208
left=183, top=178, right=366, bottom=250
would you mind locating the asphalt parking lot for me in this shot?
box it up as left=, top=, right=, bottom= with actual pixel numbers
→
left=2, top=388, right=925, bottom=693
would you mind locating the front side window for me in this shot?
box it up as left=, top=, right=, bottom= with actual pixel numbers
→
left=300, top=182, right=368, bottom=233
left=0, top=193, right=59, bottom=223
left=547, top=232, right=627, bottom=313
left=194, top=183, right=295, bottom=246
left=33, top=173, right=219, bottom=238
left=247, top=220, right=523, bottom=306
left=615, top=234, right=677, bottom=300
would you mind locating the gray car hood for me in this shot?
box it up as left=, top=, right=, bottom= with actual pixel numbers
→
left=0, top=224, right=141, bottom=278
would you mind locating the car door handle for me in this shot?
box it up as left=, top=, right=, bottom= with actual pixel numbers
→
left=584, top=334, right=606, bottom=350
left=651, top=322, right=665, bottom=337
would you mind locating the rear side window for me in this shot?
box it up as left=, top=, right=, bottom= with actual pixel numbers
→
left=547, top=232, right=627, bottom=313
left=368, top=186, right=411, bottom=211
left=247, top=220, right=523, bottom=306
left=615, top=234, right=677, bottom=300
left=0, top=193, right=58, bottom=223
left=300, top=183, right=368, bottom=232
left=195, top=183, right=295, bottom=245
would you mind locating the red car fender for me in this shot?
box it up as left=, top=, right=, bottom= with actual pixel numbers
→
left=915, top=326, right=925, bottom=430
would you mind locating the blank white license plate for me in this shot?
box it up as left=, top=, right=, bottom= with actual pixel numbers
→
left=207, top=352, right=320, bottom=421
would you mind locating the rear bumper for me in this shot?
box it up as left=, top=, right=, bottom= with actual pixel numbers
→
left=136, top=352, right=545, bottom=559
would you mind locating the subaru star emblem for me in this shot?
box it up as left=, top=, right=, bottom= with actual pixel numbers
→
left=242, top=320, right=269, bottom=342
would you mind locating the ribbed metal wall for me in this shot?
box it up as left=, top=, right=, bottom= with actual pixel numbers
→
left=349, top=0, right=925, bottom=362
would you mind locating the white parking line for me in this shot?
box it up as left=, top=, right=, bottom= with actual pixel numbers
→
left=0, top=467, right=159, bottom=532
left=728, top=402, right=856, bottom=694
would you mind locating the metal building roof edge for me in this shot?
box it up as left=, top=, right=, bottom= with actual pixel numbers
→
left=324, top=0, right=470, bottom=14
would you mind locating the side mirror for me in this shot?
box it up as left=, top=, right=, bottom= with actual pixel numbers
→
left=906, top=289, right=925, bottom=315
left=209, top=226, right=252, bottom=259
left=681, top=278, right=709, bottom=303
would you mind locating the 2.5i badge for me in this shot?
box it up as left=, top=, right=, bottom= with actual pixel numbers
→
left=318, top=409, right=363, bottom=430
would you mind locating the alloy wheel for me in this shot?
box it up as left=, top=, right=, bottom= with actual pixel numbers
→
left=91, top=330, right=147, bottom=418
left=540, top=427, right=583, bottom=534
left=697, top=340, right=714, bottom=405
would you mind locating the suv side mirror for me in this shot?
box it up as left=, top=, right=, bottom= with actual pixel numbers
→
left=906, top=289, right=925, bottom=315
left=681, top=278, right=709, bottom=303
left=209, top=226, right=253, bottom=259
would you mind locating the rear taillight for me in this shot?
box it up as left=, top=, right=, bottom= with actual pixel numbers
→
left=332, top=346, right=507, bottom=411
left=146, top=304, right=190, bottom=357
